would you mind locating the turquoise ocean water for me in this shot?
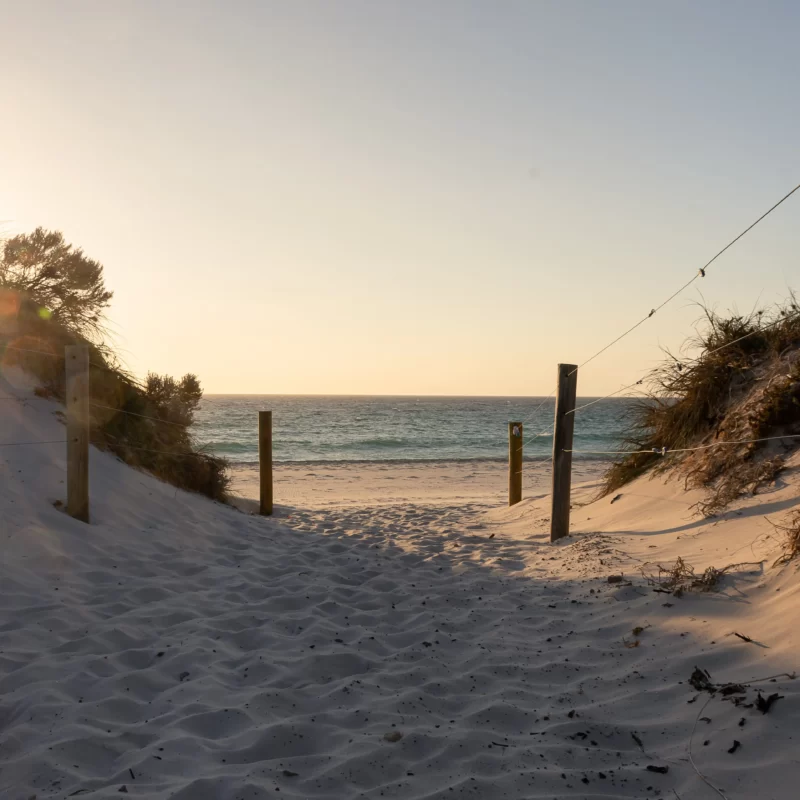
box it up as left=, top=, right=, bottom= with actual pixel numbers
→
left=194, top=396, right=633, bottom=465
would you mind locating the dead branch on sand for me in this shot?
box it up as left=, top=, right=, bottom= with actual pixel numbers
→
left=640, top=556, right=763, bottom=593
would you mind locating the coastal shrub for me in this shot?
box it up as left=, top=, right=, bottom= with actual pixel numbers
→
left=1, top=227, right=113, bottom=342
left=1, top=230, right=230, bottom=502
left=604, top=299, right=800, bottom=513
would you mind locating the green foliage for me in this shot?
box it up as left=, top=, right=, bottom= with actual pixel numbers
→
left=145, top=373, right=204, bottom=428
left=1, top=228, right=230, bottom=502
left=1, top=228, right=113, bottom=341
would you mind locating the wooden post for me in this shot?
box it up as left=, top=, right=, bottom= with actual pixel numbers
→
left=508, top=421, right=523, bottom=506
left=259, top=411, right=273, bottom=516
left=550, top=364, right=577, bottom=541
left=66, top=345, right=90, bottom=522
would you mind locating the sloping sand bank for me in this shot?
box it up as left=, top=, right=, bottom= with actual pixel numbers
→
left=2, top=375, right=798, bottom=799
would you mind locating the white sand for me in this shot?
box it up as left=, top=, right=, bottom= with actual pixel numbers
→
left=229, top=459, right=608, bottom=509
left=2, top=372, right=799, bottom=799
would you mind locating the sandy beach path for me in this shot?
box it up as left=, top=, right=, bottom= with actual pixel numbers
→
left=3, top=385, right=798, bottom=799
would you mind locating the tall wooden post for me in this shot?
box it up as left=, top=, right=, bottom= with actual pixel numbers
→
left=66, top=345, right=90, bottom=522
left=259, top=411, right=273, bottom=516
left=508, top=421, right=523, bottom=506
left=550, top=364, right=577, bottom=541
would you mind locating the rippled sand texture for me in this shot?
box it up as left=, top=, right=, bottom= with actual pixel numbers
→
left=2, top=373, right=799, bottom=799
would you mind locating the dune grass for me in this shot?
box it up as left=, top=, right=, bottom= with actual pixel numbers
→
left=6, top=310, right=230, bottom=502
left=603, top=299, right=800, bottom=514
left=2, top=229, right=230, bottom=502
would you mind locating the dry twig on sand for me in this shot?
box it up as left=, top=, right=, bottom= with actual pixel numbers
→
left=686, top=669, right=796, bottom=799
left=688, top=695, right=730, bottom=799
left=640, top=557, right=763, bottom=593
left=766, top=510, right=800, bottom=565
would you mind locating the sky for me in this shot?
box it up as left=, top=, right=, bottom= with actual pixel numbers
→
left=1, top=1, right=799, bottom=396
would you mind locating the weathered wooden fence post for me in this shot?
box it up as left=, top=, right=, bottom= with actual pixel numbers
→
left=66, top=345, right=90, bottom=522
left=508, top=421, right=523, bottom=506
left=550, top=364, right=577, bottom=541
left=259, top=411, right=273, bottom=516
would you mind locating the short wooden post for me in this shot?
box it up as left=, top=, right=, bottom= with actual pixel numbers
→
left=259, top=411, right=273, bottom=515
left=550, top=364, right=578, bottom=541
left=508, top=421, right=523, bottom=506
left=66, top=345, right=90, bottom=522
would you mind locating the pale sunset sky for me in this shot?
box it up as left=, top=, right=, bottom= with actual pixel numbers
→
left=1, top=1, right=799, bottom=395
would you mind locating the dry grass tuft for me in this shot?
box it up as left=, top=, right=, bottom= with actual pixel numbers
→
left=604, top=299, right=800, bottom=514
left=769, top=511, right=800, bottom=566
left=2, top=230, right=230, bottom=502
left=641, top=556, right=762, bottom=593
left=4, top=315, right=230, bottom=502
left=692, top=456, right=785, bottom=518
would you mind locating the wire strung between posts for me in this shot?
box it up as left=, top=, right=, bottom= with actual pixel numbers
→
left=566, top=380, right=645, bottom=417
left=0, top=439, right=67, bottom=448
left=564, top=302, right=800, bottom=416
left=1, top=345, right=205, bottom=430
left=521, top=422, right=555, bottom=450
left=683, top=307, right=800, bottom=365
left=567, top=180, right=800, bottom=379
left=516, top=390, right=556, bottom=428
left=515, top=453, right=554, bottom=475
left=4, top=342, right=91, bottom=364
left=499, top=390, right=556, bottom=451
left=1, top=343, right=146, bottom=383
left=565, top=432, right=800, bottom=456
left=89, top=402, right=187, bottom=428
left=96, top=440, right=210, bottom=458
left=2, top=344, right=62, bottom=359
left=567, top=308, right=800, bottom=419
left=3, top=344, right=246, bottom=461
left=512, top=183, right=800, bottom=452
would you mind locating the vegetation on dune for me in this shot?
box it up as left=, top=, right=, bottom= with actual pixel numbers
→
left=768, top=510, right=800, bottom=566
left=1, top=228, right=230, bottom=502
left=0, top=228, right=113, bottom=342
left=603, top=299, right=800, bottom=517
left=640, top=556, right=763, bottom=594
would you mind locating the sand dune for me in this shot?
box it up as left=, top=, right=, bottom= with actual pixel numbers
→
left=1, top=374, right=799, bottom=799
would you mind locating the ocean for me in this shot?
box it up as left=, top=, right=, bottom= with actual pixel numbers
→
left=193, top=396, right=634, bottom=464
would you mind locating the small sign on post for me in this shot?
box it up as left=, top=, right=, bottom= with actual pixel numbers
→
left=259, top=411, right=273, bottom=516
left=508, top=421, right=523, bottom=506
left=551, top=364, right=578, bottom=541
left=66, top=345, right=90, bottom=522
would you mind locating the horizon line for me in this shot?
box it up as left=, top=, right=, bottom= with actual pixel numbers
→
left=202, top=392, right=650, bottom=399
